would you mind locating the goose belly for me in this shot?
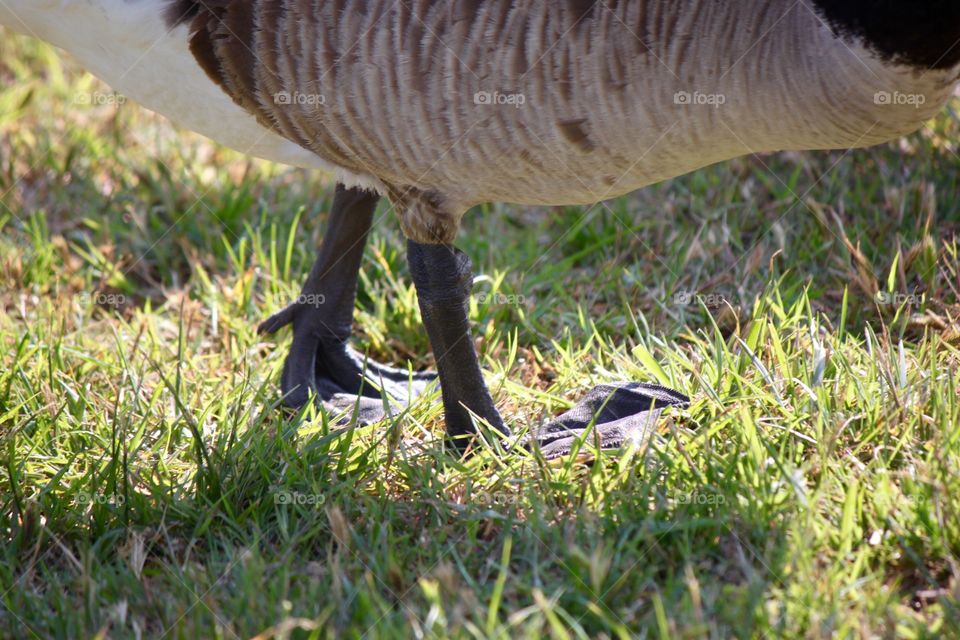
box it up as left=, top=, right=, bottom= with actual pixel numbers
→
left=180, top=0, right=956, bottom=211
left=391, top=6, right=960, bottom=209
left=5, top=0, right=959, bottom=213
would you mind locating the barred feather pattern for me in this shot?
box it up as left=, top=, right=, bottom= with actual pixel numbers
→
left=161, top=0, right=959, bottom=242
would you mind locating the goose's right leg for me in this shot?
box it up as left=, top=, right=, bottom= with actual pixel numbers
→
left=406, top=238, right=689, bottom=458
left=259, top=183, right=436, bottom=423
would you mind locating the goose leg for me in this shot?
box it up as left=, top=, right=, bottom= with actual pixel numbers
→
left=259, top=184, right=436, bottom=423
left=407, top=239, right=689, bottom=457
left=407, top=241, right=508, bottom=444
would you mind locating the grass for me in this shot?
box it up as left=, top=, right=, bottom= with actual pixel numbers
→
left=2, top=29, right=960, bottom=639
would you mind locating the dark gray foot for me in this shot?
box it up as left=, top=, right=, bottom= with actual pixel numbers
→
left=520, top=382, right=689, bottom=459
left=259, top=306, right=437, bottom=425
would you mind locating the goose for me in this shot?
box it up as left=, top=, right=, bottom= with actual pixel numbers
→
left=3, top=1, right=959, bottom=457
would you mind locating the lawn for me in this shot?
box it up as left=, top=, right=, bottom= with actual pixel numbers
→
left=2, top=29, right=959, bottom=640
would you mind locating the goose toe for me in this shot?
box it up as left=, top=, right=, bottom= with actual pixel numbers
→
left=278, top=331, right=438, bottom=426
left=519, top=383, right=689, bottom=460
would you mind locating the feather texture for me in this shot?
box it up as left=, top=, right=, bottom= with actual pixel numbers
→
left=2, top=1, right=959, bottom=241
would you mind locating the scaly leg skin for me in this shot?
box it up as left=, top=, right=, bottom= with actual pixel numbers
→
left=258, top=183, right=436, bottom=424
left=407, top=240, right=689, bottom=458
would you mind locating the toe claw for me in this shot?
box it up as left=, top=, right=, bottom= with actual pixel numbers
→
left=258, top=304, right=298, bottom=335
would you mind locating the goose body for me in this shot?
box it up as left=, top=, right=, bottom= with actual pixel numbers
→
left=4, top=1, right=959, bottom=241
left=4, top=1, right=960, bottom=452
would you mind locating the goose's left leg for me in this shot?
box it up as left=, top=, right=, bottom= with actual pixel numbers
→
left=259, top=184, right=436, bottom=423
left=407, top=239, right=690, bottom=458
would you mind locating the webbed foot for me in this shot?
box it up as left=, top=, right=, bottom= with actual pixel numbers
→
left=259, top=305, right=436, bottom=424
left=520, top=382, right=689, bottom=459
